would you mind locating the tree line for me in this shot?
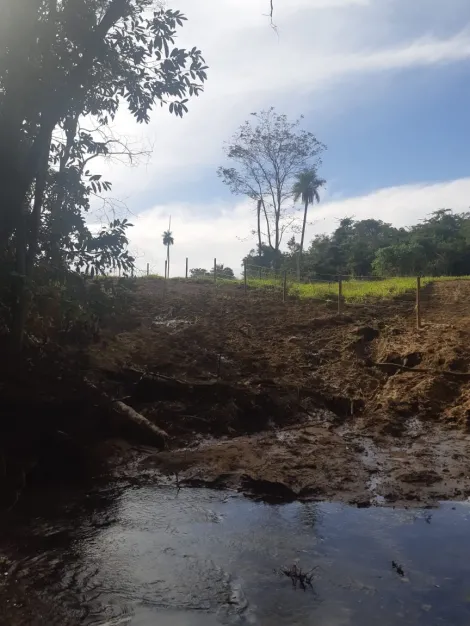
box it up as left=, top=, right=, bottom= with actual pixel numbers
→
left=217, top=109, right=470, bottom=283
left=243, top=209, right=470, bottom=279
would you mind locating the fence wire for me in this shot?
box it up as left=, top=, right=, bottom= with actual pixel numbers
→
left=107, top=256, right=470, bottom=329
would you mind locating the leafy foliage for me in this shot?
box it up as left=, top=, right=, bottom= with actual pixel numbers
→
left=190, top=268, right=210, bottom=278
left=243, top=244, right=283, bottom=273
left=162, top=230, right=175, bottom=247
left=247, top=210, right=470, bottom=279
left=189, top=265, right=235, bottom=279
left=210, top=264, right=235, bottom=279
left=292, top=168, right=325, bottom=275
left=1, top=1, right=208, bottom=238
left=292, top=170, right=325, bottom=206
left=0, top=0, right=207, bottom=348
left=71, top=219, right=135, bottom=277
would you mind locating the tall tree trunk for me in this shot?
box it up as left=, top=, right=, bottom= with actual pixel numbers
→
left=275, top=190, right=282, bottom=253
left=27, top=133, right=51, bottom=277
left=50, top=113, right=79, bottom=273
left=0, top=0, right=129, bottom=247
left=167, top=244, right=170, bottom=278
left=299, top=198, right=309, bottom=280
left=10, top=204, right=28, bottom=353
left=261, top=198, right=272, bottom=249
left=0, top=0, right=42, bottom=247
left=272, top=188, right=282, bottom=270
left=257, top=200, right=262, bottom=261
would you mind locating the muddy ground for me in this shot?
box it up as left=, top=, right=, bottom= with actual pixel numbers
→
left=85, top=278, right=470, bottom=507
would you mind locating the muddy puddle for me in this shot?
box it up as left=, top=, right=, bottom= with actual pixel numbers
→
left=2, top=486, right=470, bottom=625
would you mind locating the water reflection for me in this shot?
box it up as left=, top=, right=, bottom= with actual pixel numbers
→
left=2, top=487, right=470, bottom=625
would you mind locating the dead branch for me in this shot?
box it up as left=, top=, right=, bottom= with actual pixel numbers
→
left=111, top=401, right=169, bottom=449
left=278, top=564, right=315, bottom=591
left=372, top=362, right=470, bottom=378
left=85, top=379, right=169, bottom=448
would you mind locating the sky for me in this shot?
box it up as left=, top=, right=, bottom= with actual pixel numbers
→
left=93, top=0, right=470, bottom=276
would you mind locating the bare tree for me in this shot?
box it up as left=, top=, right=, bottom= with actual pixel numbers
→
left=218, top=108, right=325, bottom=263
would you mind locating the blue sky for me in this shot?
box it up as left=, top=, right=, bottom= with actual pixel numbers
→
left=95, top=0, right=470, bottom=275
left=144, top=62, right=470, bottom=206
left=322, top=62, right=470, bottom=197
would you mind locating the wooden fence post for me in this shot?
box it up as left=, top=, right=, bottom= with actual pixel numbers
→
left=185, top=257, right=188, bottom=279
left=164, top=260, right=168, bottom=280
left=146, top=262, right=149, bottom=276
left=214, top=258, right=217, bottom=283
left=338, top=276, right=343, bottom=314
left=416, top=276, right=421, bottom=329
left=244, top=260, right=247, bottom=294
left=283, top=270, right=287, bottom=302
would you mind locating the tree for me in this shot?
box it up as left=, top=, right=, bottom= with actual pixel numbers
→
left=292, top=169, right=325, bottom=279
left=33, top=126, right=145, bottom=277
left=162, top=229, right=174, bottom=278
left=282, top=210, right=470, bottom=279
left=0, top=1, right=207, bottom=349
left=189, top=267, right=209, bottom=278
left=218, top=108, right=325, bottom=264
left=242, top=244, right=283, bottom=276
left=1, top=1, right=207, bottom=244
left=210, top=264, right=235, bottom=279
left=372, top=242, right=427, bottom=277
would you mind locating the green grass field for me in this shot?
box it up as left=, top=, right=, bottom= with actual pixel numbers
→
left=246, top=275, right=470, bottom=302
left=241, top=276, right=427, bottom=302
left=243, top=275, right=470, bottom=302
left=135, top=273, right=470, bottom=303
left=290, top=277, right=431, bottom=302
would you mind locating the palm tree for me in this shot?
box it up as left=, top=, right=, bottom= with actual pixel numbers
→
left=293, top=169, right=325, bottom=279
left=162, top=229, right=174, bottom=278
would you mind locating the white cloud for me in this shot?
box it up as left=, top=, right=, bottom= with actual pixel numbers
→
left=128, top=177, right=470, bottom=277
left=129, top=200, right=253, bottom=276
left=87, top=0, right=470, bottom=276
left=309, top=177, right=470, bottom=237
left=96, top=1, right=470, bottom=203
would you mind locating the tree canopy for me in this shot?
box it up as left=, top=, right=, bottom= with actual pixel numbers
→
left=218, top=108, right=325, bottom=261
left=245, top=210, right=470, bottom=279
left=190, top=264, right=235, bottom=279
left=0, top=0, right=207, bottom=349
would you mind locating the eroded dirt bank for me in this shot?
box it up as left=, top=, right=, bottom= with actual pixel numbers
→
left=89, top=278, right=470, bottom=506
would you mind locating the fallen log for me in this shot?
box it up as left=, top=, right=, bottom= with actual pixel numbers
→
left=85, top=380, right=169, bottom=449
left=110, top=401, right=169, bottom=449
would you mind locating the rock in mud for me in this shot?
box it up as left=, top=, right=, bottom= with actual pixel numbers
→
left=398, top=470, right=442, bottom=485
left=240, top=476, right=298, bottom=503
left=353, top=326, right=380, bottom=341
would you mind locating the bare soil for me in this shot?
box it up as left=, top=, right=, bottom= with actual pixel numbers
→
left=88, top=278, right=470, bottom=507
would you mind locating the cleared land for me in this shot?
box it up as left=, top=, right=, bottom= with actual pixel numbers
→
left=83, top=276, right=470, bottom=506
left=151, top=274, right=470, bottom=301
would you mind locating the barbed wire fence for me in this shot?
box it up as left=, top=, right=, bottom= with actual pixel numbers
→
left=104, top=254, right=470, bottom=330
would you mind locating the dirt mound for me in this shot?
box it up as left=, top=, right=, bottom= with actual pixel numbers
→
left=103, top=279, right=470, bottom=506
left=7, top=277, right=470, bottom=508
